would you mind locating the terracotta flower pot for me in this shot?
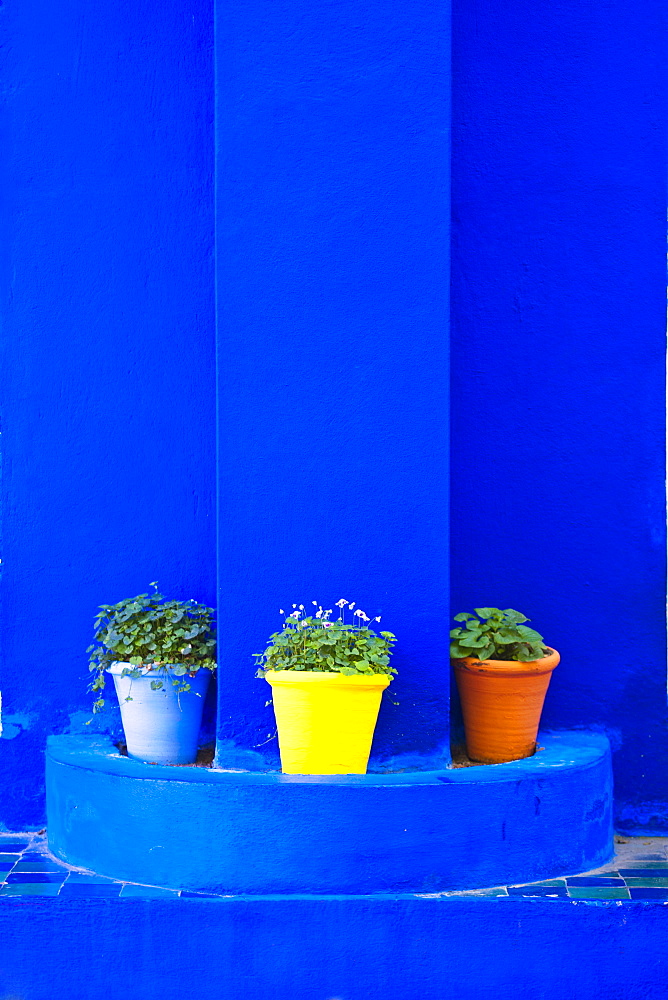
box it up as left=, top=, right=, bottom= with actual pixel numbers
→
left=452, top=647, right=560, bottom=764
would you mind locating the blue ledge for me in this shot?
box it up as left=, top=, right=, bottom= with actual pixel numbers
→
left=46, top=732, right=613, bottom=894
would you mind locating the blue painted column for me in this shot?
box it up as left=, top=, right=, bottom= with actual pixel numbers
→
left=215, top=1, right=451, bottom=764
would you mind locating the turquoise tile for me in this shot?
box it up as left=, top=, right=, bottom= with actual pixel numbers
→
left=6, top=872, right=65, bottom=884
left=566, top=877, right=625, bottom=887
left=0, top=883, right=63, bottom=896
left=616, top=861, right=668, bottom=869
left=619, top=855, right=668, bottom=862
left=66, top=873, right=118, bottom=884
left=12, top=861, right=68, bottom=873
left=567, top=887, right=630, bottom=900
left=522, top=880, right=566, bottom=887
left=120, top=883, right=179, bottom=898
left=624, top=878, right=668, bottom=887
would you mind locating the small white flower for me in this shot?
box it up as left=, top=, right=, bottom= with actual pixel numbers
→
left=354, top=609, right=362, bottom=617
left=375, top=616, right=381, bottom=622
left=312, top=601, right=318, bottom=605
left=299, top=604, right=304, bottom=610
left=349, top=602, right=355, bottom=609
left=289, top=610, right=300, bottom=619
left=336, top=599, right=348, bottom=607
left=279, top=609, right=284, bottom=614
left=322, top=621, right=334, bottom=628
left=292, top=604, right=297, bottom=608
left=315, top=610, right=323, bottom=618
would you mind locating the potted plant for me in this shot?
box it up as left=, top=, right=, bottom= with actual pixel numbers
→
left=255, top=600, right=397, bottom=774
left=450, top=607, right=559, bottom=764
left=88, top=583, right=217, bottom=765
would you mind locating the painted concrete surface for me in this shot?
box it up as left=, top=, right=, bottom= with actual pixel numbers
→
left=450, top=0, right=668, bottom=831
left=1, top=0, right=666, bottom=855
left=0, top=0, right=216, bottom=830
left=46, top=732, right=612, bottom=893
left=3, top=831, right=668, bottom=902
left=214, top=0, right=451, bottom=767
left=2, top=896, right=666, bottom=1000
left=0, top=11, right=664, bottom=998
left=0, top=833, right=667, bottom=999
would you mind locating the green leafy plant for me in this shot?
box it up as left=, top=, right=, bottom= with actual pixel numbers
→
left=254, top=600, right=397, bottom=677
left=449, top=607, right=549, bottom=663
left=88, top=583, right=216, bottom=712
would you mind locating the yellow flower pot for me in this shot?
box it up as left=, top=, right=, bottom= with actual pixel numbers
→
left=265, top=670, right=392, bottom=774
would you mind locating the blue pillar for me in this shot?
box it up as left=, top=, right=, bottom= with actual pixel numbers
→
left=215, top=0, right=451, bottom=764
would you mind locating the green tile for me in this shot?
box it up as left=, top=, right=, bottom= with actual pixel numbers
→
left=12, top=861, right=67, bottom=873
left=0, top=883, right=63, bottom=896
left=567, top=887, right=630, bottom=900
left=522, top=880, right=567, bottom=888
left=614, top=861, right=668, bottom=868
left=624, top=878, right=668, bottom=887
left=120, top=883, right=179, bottom=898
left=66, top=873, right=117, bottom=884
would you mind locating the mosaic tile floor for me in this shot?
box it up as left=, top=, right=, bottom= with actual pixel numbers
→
left=444, top=837, right=668, bottom=901
left=1, top=833, right=667, bottom=900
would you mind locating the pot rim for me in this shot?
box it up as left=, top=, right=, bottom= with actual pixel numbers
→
left=264, top=669, right=392, bottom=689
left=451, top=646, right=560, bottom=676
left=107, top=661, right=214, bottom=677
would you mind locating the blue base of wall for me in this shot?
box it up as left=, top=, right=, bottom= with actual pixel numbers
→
left=1, top=891, right=666, bottom=1000
left=46, top=731, right=613, bottom=893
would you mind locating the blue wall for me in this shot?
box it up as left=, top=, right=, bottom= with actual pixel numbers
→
left=2, top=0, right=667, bottom=834
left=450, top=0, right=667, bottom=831
left=214, top=0, right=451, bottom=765
left=0, top=0, right=216, bottom=829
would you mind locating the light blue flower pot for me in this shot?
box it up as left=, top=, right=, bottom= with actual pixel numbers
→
left=107, top=662, right=212, bottom=765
